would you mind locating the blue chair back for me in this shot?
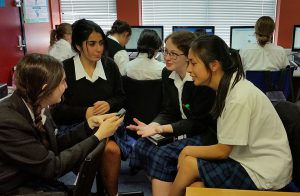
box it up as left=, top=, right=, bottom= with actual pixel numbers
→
left=246, top=67, right=294, bottom=100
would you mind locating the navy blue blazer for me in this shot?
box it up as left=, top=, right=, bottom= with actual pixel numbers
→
left=153, top=68, right=216, bottom=138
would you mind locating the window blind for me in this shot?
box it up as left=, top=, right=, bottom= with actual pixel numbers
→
left=60, top=0, right=117, bottom=33
left=142, top=0, right=277, bottom=45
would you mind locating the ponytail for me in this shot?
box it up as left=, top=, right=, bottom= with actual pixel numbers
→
left=50, top=23, right=72, bottom=47
left=190, top=35, right=244, bottom=119
left=256, top=33, right=271, bottom=47
left=107, top=20, right=131, bottom=36
left=32, top=102, right=49, bottom=148
left=211, top=48, right=244, bottom=118
left=255, top=16, right=275, bottom=47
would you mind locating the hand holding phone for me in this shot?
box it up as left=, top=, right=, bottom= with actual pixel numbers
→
left=116, top=108, right=126, bottom=118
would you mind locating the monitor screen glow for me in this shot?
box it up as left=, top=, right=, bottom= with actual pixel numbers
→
left=125, top=26, right=164, bottom=52
left=172, top=26, right=215, bottom=35
left=292, top=25, right=300, bottom=52
left=230, top=26, right=256, bottom=50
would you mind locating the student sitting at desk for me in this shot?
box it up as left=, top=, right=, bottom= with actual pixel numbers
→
left=0, top=53, right=123, bottom=195
left=125, top=29, right=165, bottom=80
left=51, top=19, right=125, bottom=196
left=169, top=35, right=292, bottom=196
left=106, top=20, right=132, bottom=75
left=240, top=16, right=289, bottom=71
left=48, top=23, right=76, bottom=62
left=127, top=31, right=216, bottom=196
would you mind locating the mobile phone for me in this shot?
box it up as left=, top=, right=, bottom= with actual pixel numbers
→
left=116, top=108, right=126, bottom=118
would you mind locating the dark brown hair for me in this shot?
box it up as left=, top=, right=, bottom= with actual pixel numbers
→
left=50, top=23, right=72, bottom=47
left=71, top=19, right=107, bottom=56
left=15, top=53, right=64, bottom=147
left=255, top=16, right=275, bottom=47
left=106, top=20, right=132, bottom=36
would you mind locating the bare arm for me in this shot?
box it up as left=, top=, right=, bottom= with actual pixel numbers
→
left=178, top=144, right=233, bottom=168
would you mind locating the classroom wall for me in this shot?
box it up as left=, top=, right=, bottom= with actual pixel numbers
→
left=25, top=0, right=61, bottom=54
left=0, top=0, right=61, bottom=84
left=118, top=0, right=300, bottom=49
left=0, top=0, right=299, bottom=84
left=275, top=0, right=300, bottom=48
left=116, top=0, right=141, bottom=25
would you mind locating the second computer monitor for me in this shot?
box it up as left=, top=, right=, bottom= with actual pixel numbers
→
left=230, top=26, right=256, bottom=50
left=125, top=26, right=164, bottom=52
left=292, top=25, right=300, bottom=52
left=172, top=26, right=215, bottom=35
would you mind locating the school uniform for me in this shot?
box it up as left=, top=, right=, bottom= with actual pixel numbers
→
left=106, top=35, right=129, bottom=75
left=197, top=74, right=292, bottom=190
left=240, top=43, right=289, bottom=71
left=125, top=53, right=165, bottom=80
left=0, top=92, right=98, bottom=194
left=129, top=67, right=217, bottom=182
left=48, top=39, right=76, bottom=62
left=51, top=54, right=125, bottom=126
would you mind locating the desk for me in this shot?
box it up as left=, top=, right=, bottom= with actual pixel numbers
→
left=186, top=187, right=300, bottom=196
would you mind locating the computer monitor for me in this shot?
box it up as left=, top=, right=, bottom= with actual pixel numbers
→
left=172, top=26, right=215, bottom=35
left=125, top=26, right=164, bottom=52
left=230, top=26, right=256, bottom=50
left=292, top=25, right=300, bottom=52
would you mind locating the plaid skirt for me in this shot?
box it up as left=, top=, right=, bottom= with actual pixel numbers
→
left=198, top=158, right=257, bottom=189
left=129, top=135, right=202, bottom=182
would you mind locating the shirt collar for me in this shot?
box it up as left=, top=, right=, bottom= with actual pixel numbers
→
left=169, top=71, right=193, bottom=82
left=137, top=53, right=153, bottom=59
left=22, top=99, right=47, bottom=125
left=73, top=54, right=107, bottom=82
left=108, top=35, right=120, bottom=44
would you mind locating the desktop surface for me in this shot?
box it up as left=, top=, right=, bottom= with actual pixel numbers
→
left=186, top=187, right=300, bottom=196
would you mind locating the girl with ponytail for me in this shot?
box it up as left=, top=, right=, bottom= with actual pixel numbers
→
left=48, top=23, right=76, bottom=61
left=239, top=16, right=289, bottom=71
left=106, top=20, right=132, bottom=75
left=169, top=35, right=292, bottom=196
left=125, top=29, right=165, bottom=79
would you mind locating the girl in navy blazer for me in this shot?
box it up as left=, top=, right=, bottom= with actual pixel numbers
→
left=0, top=54, right=123, bottom=195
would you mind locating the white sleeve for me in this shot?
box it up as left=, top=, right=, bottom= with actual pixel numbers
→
left=217, top=102, right=251, bottom=146
left=114, top=50, right=129, bottom=75
left=283, top=50, right=290, bottom=68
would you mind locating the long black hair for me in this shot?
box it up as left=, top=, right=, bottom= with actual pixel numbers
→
left=137, top=29, right=162, bottom=59
left=71, top=19, right=107, bottom=55
left=190, top=35, right=244, bottom=118
left=15, top=53, right=64, bottom=148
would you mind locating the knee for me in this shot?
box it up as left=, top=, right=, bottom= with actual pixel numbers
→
left=104, top=140, right=121, bottom=157
left=180, top=156, right=197, bottom=173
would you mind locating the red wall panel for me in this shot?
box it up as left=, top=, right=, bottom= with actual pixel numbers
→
left=116, top=0, right=141, bottom=25
left=0, top=0, right=24, bottom=84
left=275, top=0, right=300, bottom=48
